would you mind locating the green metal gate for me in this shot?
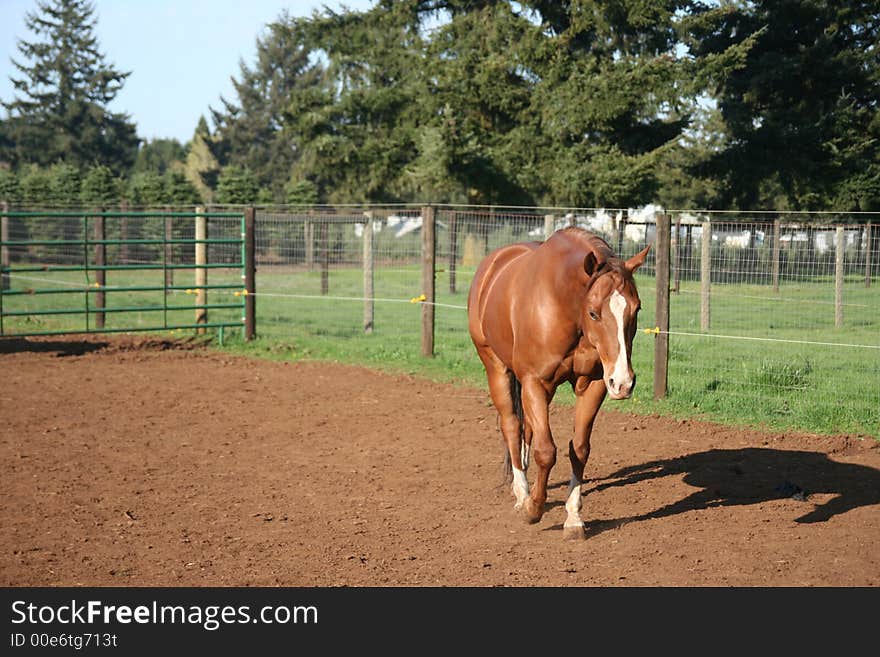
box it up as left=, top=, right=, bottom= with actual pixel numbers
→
left=0, top=210, right=252, bottom=340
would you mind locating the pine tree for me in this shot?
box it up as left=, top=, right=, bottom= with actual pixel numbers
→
left=133, top=138, right=187, bottom=176
left=215, top=165, right=258, bottom=204
left=2, top=0, right=139, bottom=174
left=19, top=165, right=51, bottom=206
left=81, top=164, right=119, bottom=206
left=0, top=168, right=21, bottom=203
left=686, top=0, right=880, bottom=210
left=211, top=19, right=322, bottom=200
left=47, top=162, right=81, bottom=206
left=284, top=179, right=318, bottom=206
left=164, top=170, right=201, bottom=205
left=184, top=117, right=219, bottom=203
left=127, top=171, right=166, bottom=207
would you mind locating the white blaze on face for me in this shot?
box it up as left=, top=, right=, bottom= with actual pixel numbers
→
left=607, top=289, right=632, bottom=397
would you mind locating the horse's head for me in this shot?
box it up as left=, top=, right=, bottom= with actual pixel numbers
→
left=581, top=245, right=650, bottom=400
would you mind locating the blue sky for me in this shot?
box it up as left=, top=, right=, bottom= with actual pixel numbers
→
left=0, top=0, right=377, bottom=143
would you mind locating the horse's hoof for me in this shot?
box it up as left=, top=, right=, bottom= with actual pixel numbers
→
left=522, top=498, right=543, bottom=524
left=563, top=524, right=586, bottom=541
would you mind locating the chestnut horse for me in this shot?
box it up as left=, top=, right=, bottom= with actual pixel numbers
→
left=467, top=227, right=650, bottom=540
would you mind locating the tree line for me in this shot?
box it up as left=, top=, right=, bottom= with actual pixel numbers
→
left=1, top=0, right=878, bottom=212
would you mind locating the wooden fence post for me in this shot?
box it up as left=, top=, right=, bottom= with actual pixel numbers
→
left=866, top=222, right=873, bottom=288
left=617, top=210, right=627, bottom=256
left=653, top=214, right=671, bottom=400
left=244, top=206, right=256, bottom=340
left=421, top=205, right=436, bottom=357
left=701, top=220, right=711, bottom=331
left=772, top=218, right=781, bottom=292
left=672, top=214, right=681, bottom=293
left=835, top=226, right=844, bottom=328
left=363, top=211, right=374, bottom=334
left=448, top=210, right=458, bottom=294
left=320, top=219, right=329, bottom=295
left=544, top=214, right=555, bottom=241
left=93, top=210, right=106, bottom=329
left=684, top=224, right=693, bottom=280
left=195, top=205, right=207, bottom=334
left=304, top=218, right=315, bottom=269
left=1, top=202, right=8, bottom=291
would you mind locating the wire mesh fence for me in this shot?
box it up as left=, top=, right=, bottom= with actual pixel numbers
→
left=2, top=203, right=877, bottom=436
left=247, top=205, right=877, bottom=436
left=661, top=211, right=879, bottom=435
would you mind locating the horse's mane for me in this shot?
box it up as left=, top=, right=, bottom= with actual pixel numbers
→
left=558, top=226, right=616, bottom=258
left=556, top=227, right=626, bottom=291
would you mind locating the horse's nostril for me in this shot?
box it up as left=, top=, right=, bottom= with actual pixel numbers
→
left=609, top=378, right=615, bottom=388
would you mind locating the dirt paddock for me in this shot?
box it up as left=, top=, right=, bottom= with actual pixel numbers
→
left=1, top=336, right=878, bottom=586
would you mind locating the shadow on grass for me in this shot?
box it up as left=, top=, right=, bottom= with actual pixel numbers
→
left=545, top=447, right=880, bottom=537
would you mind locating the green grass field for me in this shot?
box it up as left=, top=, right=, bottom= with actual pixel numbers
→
left=2, top=262, right=878, bottom=438
left=229, top=263, right=879, bottom=438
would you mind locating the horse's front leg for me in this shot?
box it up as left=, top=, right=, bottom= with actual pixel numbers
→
left=520, top=377, right=555, bottom=524
left=564, top=377, right=607, bottom=540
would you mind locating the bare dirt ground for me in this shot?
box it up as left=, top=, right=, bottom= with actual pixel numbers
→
left=1, top=335, right=878, bottom=586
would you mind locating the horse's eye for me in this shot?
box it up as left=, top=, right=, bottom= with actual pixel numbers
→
left=588, top=310, right=600, bottom=321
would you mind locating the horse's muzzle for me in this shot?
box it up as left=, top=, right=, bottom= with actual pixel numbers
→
left=606, top=374, right=635, bottom=399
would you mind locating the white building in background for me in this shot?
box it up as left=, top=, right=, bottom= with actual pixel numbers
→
left=353, top=218, right=386, bottom=238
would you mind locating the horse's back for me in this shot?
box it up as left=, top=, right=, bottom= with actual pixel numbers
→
left=467, top=241, right=539, bottom=353
left=468, top=228, right=612, bottom=373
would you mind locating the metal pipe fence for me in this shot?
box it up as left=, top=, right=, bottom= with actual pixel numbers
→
left=0, top=209, right=250, bottom=339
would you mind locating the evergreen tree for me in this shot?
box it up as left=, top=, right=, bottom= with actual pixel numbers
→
left=405, top=1, right=536, bottom=204
left=211, top=18, right=322, bottom=200
left=285, top=7, right=423, bottom=203
left=47, top=162, right=81, bottom=206
left=215, top=165, right=258, bottom=204
left=280, top=1, right=701, bottom=207
left=133, top=138, right=187, bottom=175
left=81, top=164, right=119, bottom=206
left=127, top=171, right=166, bottom=207
left=0, top=168, right=21, bottom=203
left=654, top=104, right=726, bottom=209
left=184, top=117, right=219, bottom=203
left=2, top=0, right=139, bottom=174
left=19, top=164, right=51, bottom=205
left=284, top=178, right=318, bottom=205
left=686, top=0, right=880, bottom=210
left=164, top=170, right=201, bottom=205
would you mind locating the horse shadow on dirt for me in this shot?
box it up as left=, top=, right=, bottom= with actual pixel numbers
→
left=545, top=447, right=880, bottom=538
left=0, top=337, right=109, bottom=357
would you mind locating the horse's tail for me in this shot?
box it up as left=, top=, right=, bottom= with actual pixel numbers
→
left=501, top=373, right=525, bottom=486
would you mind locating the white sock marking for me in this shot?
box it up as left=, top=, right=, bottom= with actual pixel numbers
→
left=564, top=476, right=583, bottom=528
left=512, top=467, right=529, bottom=509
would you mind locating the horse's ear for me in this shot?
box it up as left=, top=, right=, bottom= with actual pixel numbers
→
left=583, top=252, right=602, bottom=276
left=625, top=244, right=651, bottom=272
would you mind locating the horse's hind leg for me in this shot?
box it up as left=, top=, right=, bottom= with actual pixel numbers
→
left=478, top=348, right=528, bottom=509
left=565, top=377, right=607, bottom=540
